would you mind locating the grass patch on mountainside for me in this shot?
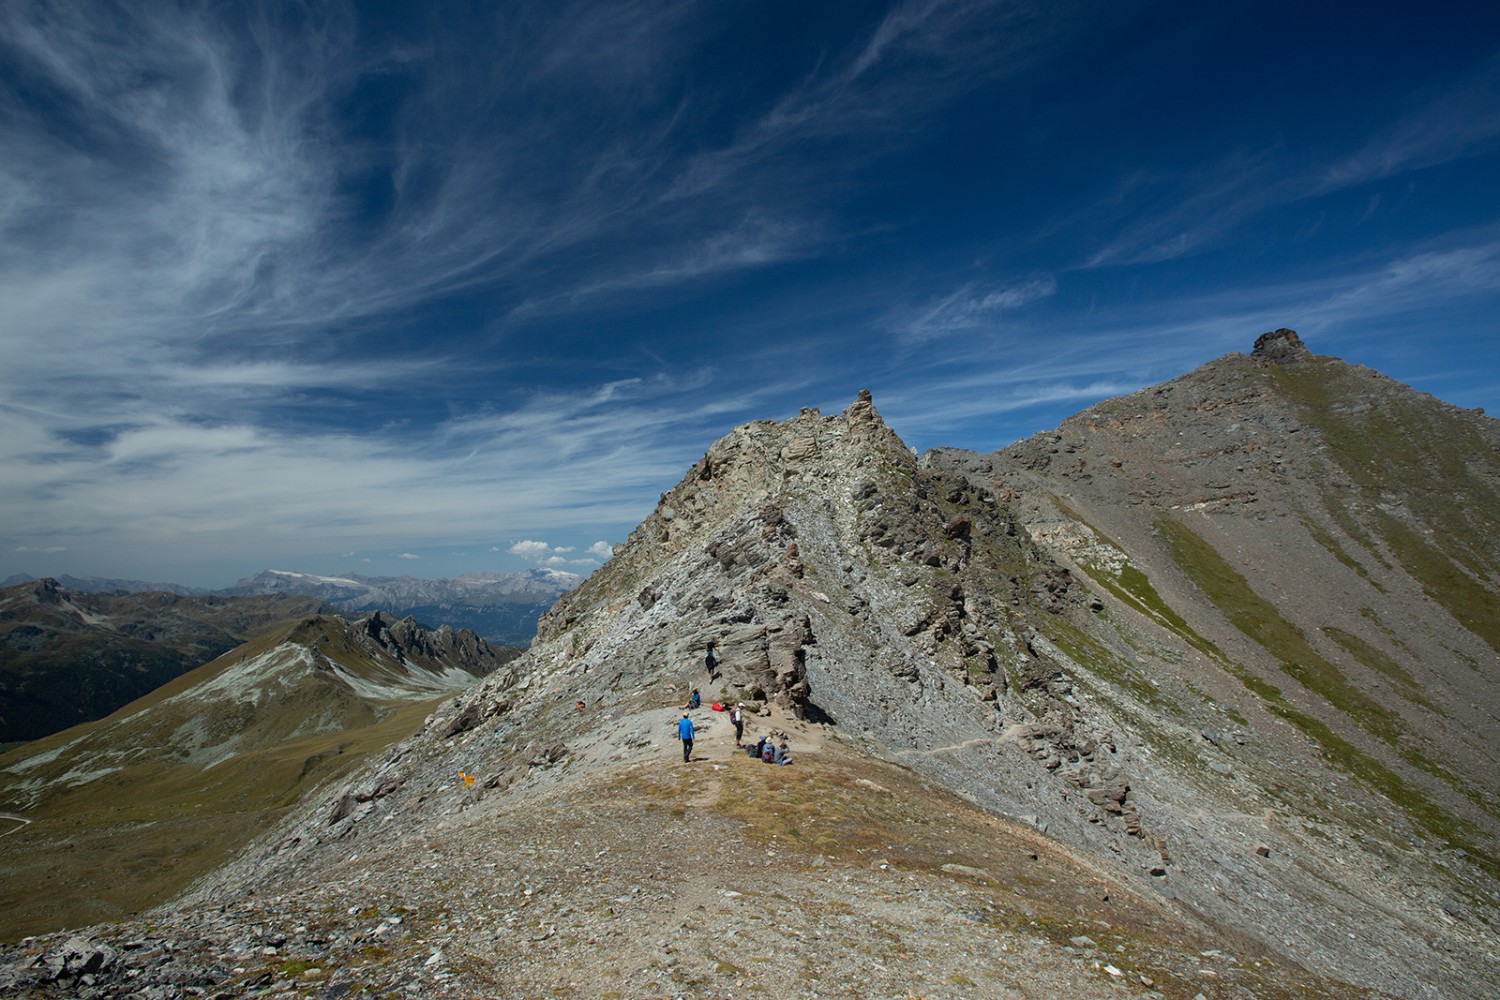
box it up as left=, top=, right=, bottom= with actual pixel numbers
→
left=1321, top=626, right=1434, bottom=711
left=1367, top=508, right=1500, bottom=656
left=1045, top=619, right=1179, bottom=714
left=0, top=699, right=433, bottom=939
left=1265, top=361, right=1500, bottom=656
left=1158, top=514, right=1498, bottom=877
left=0, top=696, right=438, bottom=942
left=1046, top=500, right=1228, bottom=665
left=1301, top=514, right=1384, bottom=591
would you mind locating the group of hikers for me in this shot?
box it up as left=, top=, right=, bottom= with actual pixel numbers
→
left=669, top=640, right=797, bottom=764
left=676, top=707, right=793, bottom=765
left=676, top=662, right=794, bottom=765
left=750, top=733, right=793, bottom=765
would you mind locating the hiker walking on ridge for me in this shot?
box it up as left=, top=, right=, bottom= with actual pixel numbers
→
left=678, top=713, right=695, bottom=763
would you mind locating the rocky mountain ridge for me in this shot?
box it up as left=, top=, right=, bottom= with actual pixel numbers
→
left=0, top=574, right=204, bottom=597
left=2, top=332, right=1496, bottom=999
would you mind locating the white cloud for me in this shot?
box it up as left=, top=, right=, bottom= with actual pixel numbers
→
left=587, top=540, right=616, bottom=559
left=509, top=540, right=555, bottom=561
left=398, top=553, right=421, bottom=560
left=1082, top=59, right=1500, bottom=270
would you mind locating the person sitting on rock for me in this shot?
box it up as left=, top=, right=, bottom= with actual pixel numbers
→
left=773, top=740, right=793, bottom=766
left=686, top=688, right=701, bottom=709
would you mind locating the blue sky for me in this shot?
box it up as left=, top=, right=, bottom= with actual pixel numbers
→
left=2, top=0, right=1498, bottom=588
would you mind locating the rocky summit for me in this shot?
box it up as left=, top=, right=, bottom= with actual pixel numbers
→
left=2, top=333, right=1497, bottom=999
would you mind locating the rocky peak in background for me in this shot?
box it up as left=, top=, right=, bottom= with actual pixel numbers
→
left=1250, top=326, right=1311, bottom=362
left=0, top=574, right=206, bottom=597
left=24, top=578, right=63, bottom=604
left=347, top=611, right=500, bottom=674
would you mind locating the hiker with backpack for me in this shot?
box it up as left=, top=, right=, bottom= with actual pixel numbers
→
left=677, top=713, right=695, bottom=763
left=704, top=641, right=717, bottom=680
left=730, top=703, right=744, bottom=745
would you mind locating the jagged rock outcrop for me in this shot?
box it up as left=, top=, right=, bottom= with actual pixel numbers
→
left=1251, top=326, right=1311, bottom=362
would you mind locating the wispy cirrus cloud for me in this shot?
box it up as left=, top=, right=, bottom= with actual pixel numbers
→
left=1081, top=58, right=1500, bottom=270
left=894, top=277, right=1057, bottom=341
left=1318, top=55, right=1500, bottom=192
left=2, top=1, right=1494, bottom=588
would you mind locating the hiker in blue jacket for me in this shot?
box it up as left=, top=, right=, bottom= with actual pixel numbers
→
left=677, top=713, right=695, bottom=763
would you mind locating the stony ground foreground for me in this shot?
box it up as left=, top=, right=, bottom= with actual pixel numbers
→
left=4, top=708, right=1389, bottom=999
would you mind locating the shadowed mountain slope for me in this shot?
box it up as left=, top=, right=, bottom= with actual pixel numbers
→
left=0, top=581, right=335, bottom=742
left=0, top=613, right=513, bottom=939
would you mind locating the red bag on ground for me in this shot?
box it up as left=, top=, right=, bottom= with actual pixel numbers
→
left=711, top=702, right=724, bottom=711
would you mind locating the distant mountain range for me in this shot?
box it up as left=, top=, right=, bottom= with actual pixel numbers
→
left=0, top=609, right=515, bottom=936
left=0, top=573, right=204, bottom=596
left=0, top=579, right=335, bottom=743
left=1, top=568, right=584, bottom=646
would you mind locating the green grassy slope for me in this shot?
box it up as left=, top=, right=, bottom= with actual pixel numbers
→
left=0, top=615, right=490, bottom=940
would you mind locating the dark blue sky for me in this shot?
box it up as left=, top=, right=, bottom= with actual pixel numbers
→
left=2, top=0, right=1498, bottom=586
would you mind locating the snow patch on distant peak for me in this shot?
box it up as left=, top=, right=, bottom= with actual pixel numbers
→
left=267, top=570, right=367, bottom=588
